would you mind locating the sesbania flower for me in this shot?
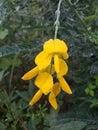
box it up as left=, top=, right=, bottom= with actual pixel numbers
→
left=35, top=39, right=69, bottom=72
left=22, top=39, right=72, bottom=110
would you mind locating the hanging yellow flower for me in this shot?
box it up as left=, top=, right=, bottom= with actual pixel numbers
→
left=29, top=82, right=61, bottom=110
left=22, top=39, right=72, bottom=110
left=35, top=39, right=69, bottom=72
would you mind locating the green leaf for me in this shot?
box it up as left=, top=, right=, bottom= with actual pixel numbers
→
left=16, top=90, right=29, bottom=102
left=85, top=88, right=89, bottom=94
left=94, top=75, right=98, bottom=85
left=0, top=122, right=7, bottom=130
left=50, top=121, right=87, bottom=130
left=0, top=28, right=8, bottom=40
left=8, top=0, right=16, bottom=4
left=0, top=58, right=21, bottom=69
left=0, top=58, right=12, bottom=69
left=0, top=70, right=5, bottom=81
left=89, top=90, right=94, bottom=97
left=0, top=42, right=42, bottom=58
left=90, top=99, right=98, bottom=108
left=84, top=15, right=97, bottom=21
left=88, top=84, right=96, bottom=90
left=12, top=58, right=22, bottom=67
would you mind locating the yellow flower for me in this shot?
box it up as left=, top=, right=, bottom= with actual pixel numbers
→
left=29, top=89, right=43, bottom=106
left=57, top=76, right=72, bottom=94
left=29, top=78, right=71, bottom=110
left=22, top=66, right=39, bottom=80
left=35, top=51, right=52, bottom=70
left=22, top=70, right=53, bottom=95
left=44, top=39, right=68, bottom=54
left=22, top=39, right=72, bottom=110
left=49, top=82, right=61, bottom=110
left=35, top=72, right=53, bottom=95
left=35, top=39, right=69, bottom=73
left=57, top=58, right=68, bottom=77
left=29, top=82, right=61, bottom=110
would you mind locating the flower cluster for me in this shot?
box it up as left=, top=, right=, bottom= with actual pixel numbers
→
left=22, top=39, right=72, bottom=110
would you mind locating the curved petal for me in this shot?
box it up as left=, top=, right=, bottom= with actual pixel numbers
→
left=49, top=93, right=58, bottom=110
left=57, top=59, right=68, bottom=77
left=29, top=90, right=43, bottom=106
left=35, top=51, right=52, bottom=70
left=35, top=72, right=53, bottom=95
left=44, top=39, right=68, bottom=54
left=54, top=55, right=60, bottom=73
left=52, top=82, right=61, bottom=96
left=58, top=76, right=72, bottom=94
left=22, top=66, right=39, bottom=80
left=62, top=53, right=69, bottom=59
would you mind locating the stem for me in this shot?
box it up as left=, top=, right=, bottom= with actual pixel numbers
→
left=54, top=0, right=62, bottom=39
left=18, top=119, right=28, bottom=130
left=9, top=54, right=18, bottom=92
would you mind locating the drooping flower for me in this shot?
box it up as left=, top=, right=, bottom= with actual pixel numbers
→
left=35, top=39, right=69, bottom=73
left=22, top=70, right=53, bottom=95
left=22, top=66, right=39, bottom=80
left=22, top=39, right=72, bottom=110
left=49, top=82, right=61, bottom=109
left=34, top=72, right=53, bottom=95
left=29, top=82, right=61, bottom=110
left=29, top=89, right=43, bottom=106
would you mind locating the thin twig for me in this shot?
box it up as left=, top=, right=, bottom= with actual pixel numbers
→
left=54, top=0, right=62, bottom=39
left=9, top=54, right=18, bottom=93
left=18, top=118, right=28, bottom=130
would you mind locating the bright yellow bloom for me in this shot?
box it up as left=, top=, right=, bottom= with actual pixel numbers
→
left=22, top=66, right=39, bottom=80
left=57, top=58, right=68, bottom=77
left=22, top=39, right=72, bottom=110
left=29, top=90, right=43, bottom=106
left=35, top=72, right=53, bottom=95
left=57, top=76, right=72, bottom=94
left=35, top=51, right=52, bottom=70
left=49, top=82, right=61, bottom=109
left=22, top=70, right=53, bottom=95
left=44, top=39, right=68, bottom=54
left=35, top=39, right=69, bottom=73
left=29, top=82, right=61, bottom=109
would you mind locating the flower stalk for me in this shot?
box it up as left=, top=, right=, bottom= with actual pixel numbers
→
left=54, top=0, right=62, bottom=39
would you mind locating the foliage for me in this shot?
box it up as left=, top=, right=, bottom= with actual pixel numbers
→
left=0, top=0, right=98, bottom=129
left=85, top=74, right=98, bottom=108
left=0, top=27, right=8, bottom=40
left=49, top=121, right=87, bottom=130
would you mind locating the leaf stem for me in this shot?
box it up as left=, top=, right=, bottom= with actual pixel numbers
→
left=9, top=54, right=18, bottom=92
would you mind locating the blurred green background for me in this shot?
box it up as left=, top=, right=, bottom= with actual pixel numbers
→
left=0, top=0, right=98, bottom=130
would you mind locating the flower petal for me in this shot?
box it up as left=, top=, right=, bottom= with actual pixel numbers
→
left=44, top=39, right=68, bottom=54
left=49, top=93, right=58, bottom=110
left=58, top=59, right=68, bottom=77
left=54, top=55, right=59, bottom=73
left=35, top=72, right=53, bottom=95
left=58, top=76, right=72, bottom=94
left=35, top=51, right=52, bottom=70
left=29, top=90, right=43, bottom=106
left=22, top=66, right=39, bottom=80
left=52, top=82, right=61, bottom=96
left=62, top=53, right=69, bottom=59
